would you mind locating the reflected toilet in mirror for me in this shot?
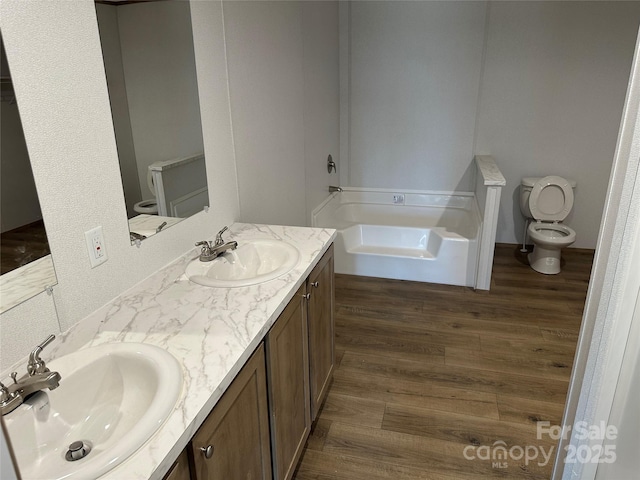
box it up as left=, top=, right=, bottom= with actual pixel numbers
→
left=95, top=0, right=209, bottom=242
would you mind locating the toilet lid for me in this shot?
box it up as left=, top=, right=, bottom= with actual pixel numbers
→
left=529, top=175, right=574, bottom=222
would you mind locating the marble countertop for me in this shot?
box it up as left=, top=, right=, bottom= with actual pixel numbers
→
left=3, top=223, right=335, bottom=480
left=128, top=213, right=184, bottom=239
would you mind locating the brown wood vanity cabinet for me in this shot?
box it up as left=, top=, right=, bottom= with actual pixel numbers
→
left=306, top=244, right=335, bottom=421
left=190, top=343, right=272, bottom=480
left=170, top=244, right=335, bottom=480
left=162, top=449, right=191, bottom=480
left=265, top=245, right=335, bottom=480
left=266, top=283, right=311, bottom=480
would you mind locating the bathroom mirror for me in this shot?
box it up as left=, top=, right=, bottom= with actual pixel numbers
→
left=95, top=0, right=208, bottom=242
left=0, top=33, right=57, bottom=314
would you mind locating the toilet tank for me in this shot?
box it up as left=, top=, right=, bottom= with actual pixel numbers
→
left=520, top=177, right=576, bottom=219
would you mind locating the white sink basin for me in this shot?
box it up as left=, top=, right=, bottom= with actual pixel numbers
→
left=186, top=239, right=300, bottom=288
left=4, top=343, right=182, bottom=480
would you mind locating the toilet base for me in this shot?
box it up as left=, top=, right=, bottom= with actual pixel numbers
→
left=528, top=245, right=562, bottom=275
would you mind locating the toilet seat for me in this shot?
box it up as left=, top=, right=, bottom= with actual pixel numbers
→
left=528, top=222, right=576, bottom=245
left=529, top=175, right=574, bottom=222
left=134, top=199, right=158, bottom=215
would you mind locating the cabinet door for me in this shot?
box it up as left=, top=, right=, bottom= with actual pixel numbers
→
left=191, top=343, right=272, bottom=480
left=266, top=285, right=311, bottom=480
left=307, top=244, right=335, bottom=420
left=163, top=449, right=191, bottom=480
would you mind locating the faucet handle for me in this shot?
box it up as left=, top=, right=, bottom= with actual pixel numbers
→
left=215, top=226, right=229, bottom=246
left=27, top=334, right=55, bottom=376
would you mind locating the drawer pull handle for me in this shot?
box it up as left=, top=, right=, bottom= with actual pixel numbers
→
left=201, top=445, right=214, bottom=459
left=302, top=293, right=311, bottom=300
left=311, top=282, right=319, bottom=288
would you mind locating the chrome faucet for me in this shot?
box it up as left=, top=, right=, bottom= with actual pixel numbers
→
left=1, top=335, right=62, bottom=416
left=329, top=186, right=343, bottom=193
left=195, top=226, right=238, bottom=262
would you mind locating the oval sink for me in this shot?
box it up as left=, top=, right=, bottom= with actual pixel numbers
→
left=4, top=343, right=182, bottom=480
left=186, top=239, right=299, bottom=288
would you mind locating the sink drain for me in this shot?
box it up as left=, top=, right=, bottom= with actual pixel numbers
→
left=65, top=440, right=92, bottom=461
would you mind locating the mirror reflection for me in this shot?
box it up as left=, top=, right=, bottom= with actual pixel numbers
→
left=1, top=33, right=57, bottom=313
left=95, top=0, right=208, bottom=242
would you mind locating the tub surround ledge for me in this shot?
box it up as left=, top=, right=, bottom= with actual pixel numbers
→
left=1, top=223, right=336, bottom=480
left=475, top=155, right=507, bottom=186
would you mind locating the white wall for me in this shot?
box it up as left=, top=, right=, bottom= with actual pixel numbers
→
left=302, top=2, right=340, bottom=222
left=475, top=1, right=640, bottom=248
left=0, top=0, right=238, bottom=369
left=343, top=1, right=640, bottom=249
left=224, top=1, right=340, bottom=227
left=224, top=1, right=307, bottom=226
left=347, top=1, right=487, bottom=191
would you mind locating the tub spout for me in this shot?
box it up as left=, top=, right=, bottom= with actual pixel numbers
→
left=329, top=186, right=342, bottom=193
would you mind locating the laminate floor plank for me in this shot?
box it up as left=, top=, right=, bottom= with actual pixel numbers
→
left=480, top=335, right=577, bottom=358
left=318, top=392, right=386, bottom=429
left=305, top=418, right=332, bottom=452
left=338, top=305, right=544, bottom=341
left=540, top=327, right=580, bottom=344
left=337, top=315, right=482, bottom=350
left=294, top=246, right=591, bottom=480
left=322, top=423, right=546, bottom=479
left=296, top=450, right=464, bottom=480
left=444, top=347, right=573, bottom=381
left=340, top=350, right=570, bottom=403
left=496, top=395, right=565, bottom=427
left=381, top=403, right=555, bottom=449
left=331, top=368, right=500, bottom=419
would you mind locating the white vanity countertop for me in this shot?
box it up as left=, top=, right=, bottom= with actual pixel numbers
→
left=10, top=223, right=336, bottom=480
left=128, top=213, right=184, bottom=238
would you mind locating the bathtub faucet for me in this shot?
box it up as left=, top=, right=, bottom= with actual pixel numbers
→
left=329, top=186, right=342, bottom=193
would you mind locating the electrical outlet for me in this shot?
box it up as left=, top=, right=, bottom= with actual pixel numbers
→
left=85, top=226, right=108, bottom=268
left=393, top=194, right=405, bottom=205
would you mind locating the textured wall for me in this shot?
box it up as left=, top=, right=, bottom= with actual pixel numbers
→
left=0, top=0, right=238, bottom=370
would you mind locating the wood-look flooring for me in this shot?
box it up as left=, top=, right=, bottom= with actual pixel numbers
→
left=294, top=244, right=593, bottom=480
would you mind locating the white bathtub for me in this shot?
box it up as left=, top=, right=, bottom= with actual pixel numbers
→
left=312, top=189, right=482, bottom=287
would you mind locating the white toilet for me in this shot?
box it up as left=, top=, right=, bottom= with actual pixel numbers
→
left=133, top=169, right=158, bottom=215
left=520, top=176, right=577, bottom=274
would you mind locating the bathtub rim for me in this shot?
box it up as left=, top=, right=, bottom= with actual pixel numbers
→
left=312, top=187, right=482, bottom=238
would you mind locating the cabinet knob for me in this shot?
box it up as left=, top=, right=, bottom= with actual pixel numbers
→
left=200, top=445, right=214, bottom=459
left=311, top=281, right=319, bottom=288
left=302, top=293, right=311, bottom=300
